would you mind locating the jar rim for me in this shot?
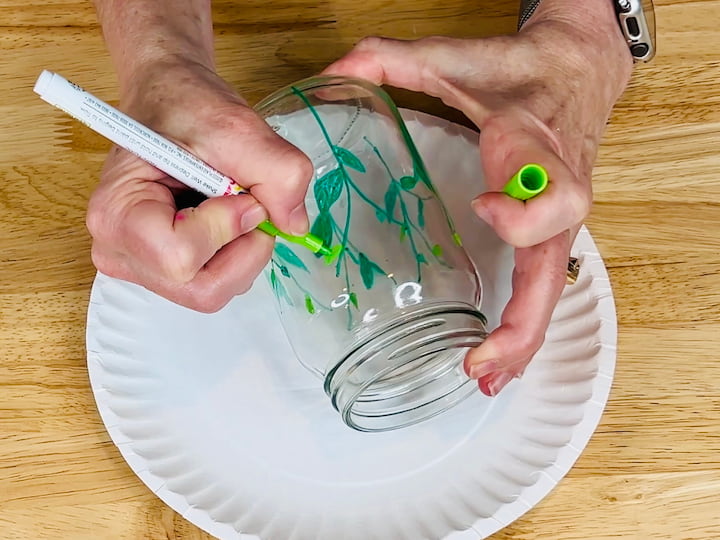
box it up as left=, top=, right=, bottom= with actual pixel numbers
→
left=324, top=301, right=488, bottom=432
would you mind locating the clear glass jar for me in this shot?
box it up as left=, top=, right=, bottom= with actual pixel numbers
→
left=254, top=77, right=487, bottom=431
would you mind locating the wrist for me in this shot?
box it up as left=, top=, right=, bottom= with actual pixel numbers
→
left=93, top=0, right=216, bottom=97
left=521, top=0, right=633, bottom=83
left=519, top=2, right=633, bottom=108
left=119, top=59, right=245, bottom=134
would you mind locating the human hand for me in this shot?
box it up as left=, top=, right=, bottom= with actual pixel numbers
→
left=323, top=3, right=632, bottom=394
left=86, top=60, right=313, bottom=312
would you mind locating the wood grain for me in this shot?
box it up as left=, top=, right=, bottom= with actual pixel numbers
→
left=1, top=0, right=719, bottom=539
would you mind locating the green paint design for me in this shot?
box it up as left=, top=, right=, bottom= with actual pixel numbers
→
left=268, top=85, right=461, bottom=324
left=274, top=243, right=309, bottom=272
left=269, top=259, right=329, bottom=313
left=269, top=268, right=292, bottom=308
left=334, top=145, right=366, bottom=172
left=304, top=295, right=316, bottom=315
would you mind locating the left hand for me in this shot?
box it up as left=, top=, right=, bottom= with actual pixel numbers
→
left=323, top=11, right=632, bottom=395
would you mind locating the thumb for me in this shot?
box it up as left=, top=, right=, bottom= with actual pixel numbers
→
left=472, top=112, right=591, bottom=248
left=195, top=110, right=314, bottom=236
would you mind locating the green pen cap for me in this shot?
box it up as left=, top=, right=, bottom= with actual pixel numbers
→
left=503, top=163, right=549, bottom=201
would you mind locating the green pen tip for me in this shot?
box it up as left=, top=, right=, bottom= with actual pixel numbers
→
left=323, top=244, right=343, bottom=265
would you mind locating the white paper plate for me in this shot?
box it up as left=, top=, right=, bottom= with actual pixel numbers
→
left=86, top=110, right=617, bottom=540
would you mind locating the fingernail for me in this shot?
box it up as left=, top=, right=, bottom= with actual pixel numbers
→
left=468, top=360, right=498, bottom=379
left=289, top=203, right=309, bottom=235
left=240, top=203, right=268, bottom=233
left=471, top=199, right=493, bottom=225
left=487, top=371, right=516, bottom=397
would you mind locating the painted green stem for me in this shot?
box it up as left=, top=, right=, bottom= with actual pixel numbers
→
left=271, top=260, right=331, bottom=312
left=396, top=181, right=423, bottom=280
left=364, top=137, right=445, bottom=269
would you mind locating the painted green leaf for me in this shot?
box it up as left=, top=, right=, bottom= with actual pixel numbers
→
left=270, top=268, right=278, bottom=292
left=314, top=169, right=344, bottom=212
left=452, top=232, right=463, bottom=247
left=274, top=243, right=308, bottom=272
left=400, top=175, right=418, bottom=190
left=349, top=292, right=359, bottom=309
left=416, top=253, right=428, bottom=265
left=375, top=208, right=386, bottom=223
left=334, top=146, right=366, bottom=172
left=384, top=183, right=399, bottom=221
left=270, top=268, right=292, bottom=306
left=399, top=224, right=408, bottom=241
left=310, top=212, right=333, bottom=257
left=279, top=265, right=291, bottom=278
left=359, top=252, right=375, bottom=289
left=304, top=294, right=316, bottom=314
left=417, top=198, right=425, bottom=228
left=431, top=244, right=443, bottom=258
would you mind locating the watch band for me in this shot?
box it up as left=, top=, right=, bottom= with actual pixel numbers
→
left=518, top=0, right=542, bottom=30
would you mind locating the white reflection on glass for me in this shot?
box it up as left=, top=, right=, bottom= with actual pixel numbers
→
left=394, top=281, right=423, bottom=308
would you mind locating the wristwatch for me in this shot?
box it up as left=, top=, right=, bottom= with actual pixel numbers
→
left=518, top=0, right=656, bottom=62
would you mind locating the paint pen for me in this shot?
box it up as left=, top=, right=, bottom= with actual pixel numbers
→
left=33, top=70, right=329, bottom=256
left=503, top=163, right=548, bottom=200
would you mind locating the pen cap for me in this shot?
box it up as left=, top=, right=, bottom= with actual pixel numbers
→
left=33, top=70, right=56, bottom=96
left=503, top=163, right=548, bottom=201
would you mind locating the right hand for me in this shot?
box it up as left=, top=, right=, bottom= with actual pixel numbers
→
left=86, top=60, right=313, bottom=312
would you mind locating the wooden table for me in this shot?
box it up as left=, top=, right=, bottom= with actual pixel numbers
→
left=2, top=1, right=719, bottom=538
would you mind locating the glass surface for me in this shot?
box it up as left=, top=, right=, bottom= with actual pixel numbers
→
left=254, top=77, right=487, bottom=431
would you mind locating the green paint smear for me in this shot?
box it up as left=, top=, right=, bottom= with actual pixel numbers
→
left=305, top=294, right=316, bottom=314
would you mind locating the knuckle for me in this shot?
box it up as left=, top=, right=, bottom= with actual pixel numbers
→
left=356, top=36, right=384, bottom=50
left=89, top=245, right=111, bottom=275
left=85, top=194, right=109, bottom=239
left=275, top=145, right=313, bottom=193
left=235, top=279, right=254, bottom=297
left=291, top=153, right=314, bottom=188
left=568, top=185, right=592, bottom=222
left=186, top=288, right=231, bottom=314
left=192, top=272, right=256, bottom=313
left=480, top=114, right=509, bottom=139
left=90, top=245, right=133, bottom=283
